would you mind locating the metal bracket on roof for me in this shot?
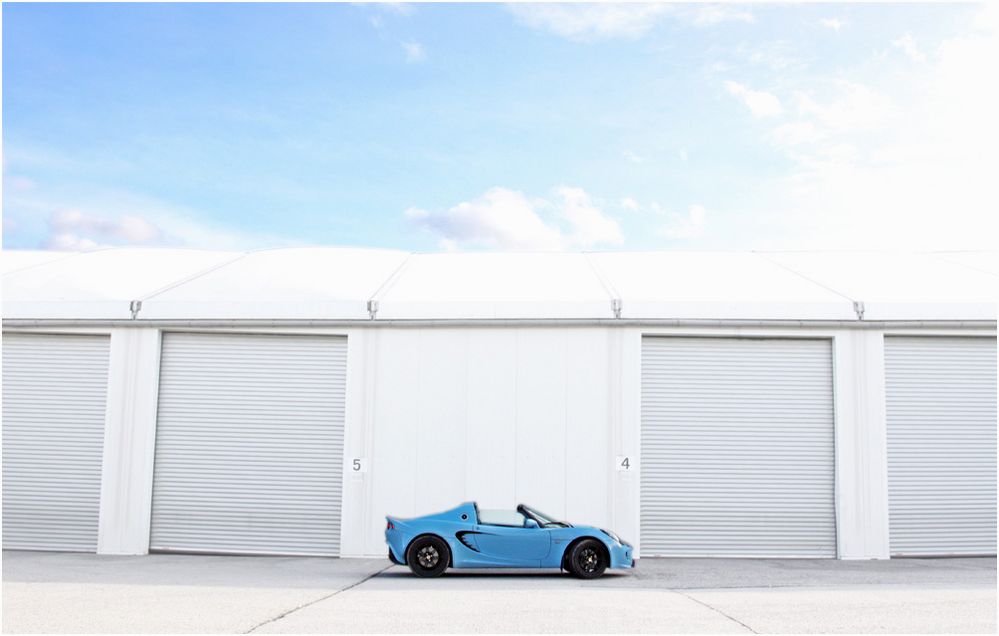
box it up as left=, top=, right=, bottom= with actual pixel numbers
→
left=129, top=300, right=143, bottom=320
left=611, top=298, right=623, bottom=319
left=853, top=301, right=865, bottom=321
left=367, top=299, right=379, bottom=320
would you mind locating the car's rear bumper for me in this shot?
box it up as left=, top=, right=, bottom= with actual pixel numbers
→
left=385, top=528, right=410, bottom=565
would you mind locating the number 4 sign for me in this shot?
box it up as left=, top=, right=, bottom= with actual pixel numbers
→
left=616, top=456, right=633, bottom=472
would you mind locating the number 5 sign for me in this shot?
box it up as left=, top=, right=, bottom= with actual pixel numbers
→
left=350, top=457, right=367, bottom=474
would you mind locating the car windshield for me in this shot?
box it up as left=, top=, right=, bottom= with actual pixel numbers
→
left=477, top=509, right=529, bottom=527
left=519, top=504, right=571, bottom=528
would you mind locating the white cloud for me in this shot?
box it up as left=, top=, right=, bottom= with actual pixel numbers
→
left=364, top=2, right=413, bottom=16
left=43, top=208, right=165, bottom=250
left=748, top=5, right=999, bottom=250
left=3, top=184, right=298, bottom=251
left=623, top=150, right=644, bottom=164
left=792, top=80, right=891, bottom=134
left=402, top=41, right=426, bottom=63
left=891, top=32, right=926, bottom=62
left=771, top=121, right=823, bottom=147
left=658, top=204, right=707, bottom=240
left=506, top=3, right=754, bottom=41
left=506, top=3, right=673, bottom=41
left=556, top=186, right=624, bottom=247
left=620, top=197, right=640, bottom=211
left=406, top=186, right=623, bottom=250
left=4, top=175, right=36, bottom=192
left=678, top=148, right=689, bottom=162
left=821, top=18, right=846, bottom=32
left=725, top=80, right=784, bottom=117
left=689, top=5, right=754, bottom=27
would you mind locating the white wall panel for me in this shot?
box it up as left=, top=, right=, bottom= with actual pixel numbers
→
left=832, top=330, right=890, bottom=559
left=515, top=330, right=569, bottom=518
left=565, top=329, right=611, bottom=527
left=465, top=330, right=518, bottom=508
left=360, top=327, right=617, bottom=556
left=414, top=330, right=468, bottom=511
left=368, top=329, right=421, bottom=532
left=98, top=328, right=162, bottom=555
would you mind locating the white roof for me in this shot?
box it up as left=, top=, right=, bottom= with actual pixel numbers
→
left=141, top=247, right=409, bottom=320
left=587, top=252, right=856, bottom=321
left=375, top=253, right=614, bottom=319
left=2, top=247, right=996, bottom=322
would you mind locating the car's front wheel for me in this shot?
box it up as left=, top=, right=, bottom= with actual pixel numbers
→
left=568, top=539, right=608, bottom=579
left=406, top=535, right=450, bottom=578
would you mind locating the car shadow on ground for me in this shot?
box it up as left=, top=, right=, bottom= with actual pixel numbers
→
left=380, top=568, right=632, bottom=580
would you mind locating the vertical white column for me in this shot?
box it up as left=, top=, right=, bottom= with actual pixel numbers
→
left=339, top=328, right=374, bottom=557
left=614, top=328, right=643, bottom=554
left=833, top=329, right=890, bottom=559
left=97, top=328, right=161, bottom=555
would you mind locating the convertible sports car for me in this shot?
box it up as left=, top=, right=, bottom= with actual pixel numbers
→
left=385, top=502, right=634, bottom=578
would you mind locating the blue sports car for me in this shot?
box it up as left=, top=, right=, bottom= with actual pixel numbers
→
left=385, top=502, right=634, bottom=578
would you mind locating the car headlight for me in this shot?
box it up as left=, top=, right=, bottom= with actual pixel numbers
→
left=600, top=529, right=622, bottom=544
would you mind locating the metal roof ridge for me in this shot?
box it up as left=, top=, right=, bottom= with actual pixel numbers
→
left=752, top=251, right=860, bottom=309
left=137, top=251, right=253, bottom=303
left=365, top=252, right=417, bottom=319
left=0, top=247, right=109, bottom=277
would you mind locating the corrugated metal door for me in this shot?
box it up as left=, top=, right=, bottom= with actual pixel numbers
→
left=641, top=337, right=836, bottom=557
left=2, top=333, right=110, bottom=551
left=151, top=333, right=347, bottom=556
left=886, top=336, right=997, bottom=556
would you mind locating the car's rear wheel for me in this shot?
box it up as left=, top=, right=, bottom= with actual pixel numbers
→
left=406, top=535, right=450, bottom=578
left=569, top=539, right=608, bottom=579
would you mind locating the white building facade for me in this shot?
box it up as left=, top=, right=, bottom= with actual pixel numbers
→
left=2, top=248, right=996, bottom=560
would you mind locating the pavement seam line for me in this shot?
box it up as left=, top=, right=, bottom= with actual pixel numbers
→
left=671, top=588, right=758, bottom=634
left=243, top=564, right=393, bottom=634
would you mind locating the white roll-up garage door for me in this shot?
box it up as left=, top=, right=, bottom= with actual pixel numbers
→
left=641, top=337, right=836, bottom=557
left=151, top=333, right=347, bottom=556
left=885, top=336, right=997, bottom=556
left=2, top=333, right=110, bottom=551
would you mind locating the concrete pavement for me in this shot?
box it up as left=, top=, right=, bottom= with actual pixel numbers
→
left=2, top=551, right=995, bottom=633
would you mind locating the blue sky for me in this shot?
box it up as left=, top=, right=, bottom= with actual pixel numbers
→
left=3, top=2, right=997, bottom=252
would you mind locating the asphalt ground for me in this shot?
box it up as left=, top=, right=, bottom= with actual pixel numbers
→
left=2, top=551, right=995, bottom=633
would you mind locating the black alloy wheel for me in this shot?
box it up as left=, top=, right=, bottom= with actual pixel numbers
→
left=407, top=535, right=450, bottom=578
left=569, top=539, right=608, bottom=579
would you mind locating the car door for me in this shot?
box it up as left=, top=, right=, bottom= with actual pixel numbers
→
left=474, top=516, right=551, bottom=564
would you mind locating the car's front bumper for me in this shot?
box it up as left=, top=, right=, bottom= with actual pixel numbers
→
left=609, top=541, right=635, bottom=569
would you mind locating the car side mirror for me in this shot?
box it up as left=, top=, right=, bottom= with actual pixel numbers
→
left=524, top=518, right=539, bottom=529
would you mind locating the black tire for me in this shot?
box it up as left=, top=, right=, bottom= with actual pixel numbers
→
left=568, top=539, right=608, bottom=579
left=406, top=535, right=450, bottom=578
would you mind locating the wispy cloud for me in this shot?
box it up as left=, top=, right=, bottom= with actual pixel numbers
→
left=658, top=204, right=708, bottom=240
left=821, top=17, right=846, bottom=32
left=44, top=208, right=165, bottom=250
left=506, top=3, right=754, bottom=42
left=402, top=41, right=426, bottom=63
left=892, top=33, right=926, bottom=62
left=405, top=186, right=623, bottom=250
left=725, top=80, right=783, bottom=117
left=3, top=185, right=297, bottom=251
left=740, top=5, right=999, bottom=250
left=620, top=197, right=640, bottom=211
left=506, top=3, right=673, bottom=41
left=622, top=150, right=644, bottom=164
left=689, top=5, right=754, bottom=27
